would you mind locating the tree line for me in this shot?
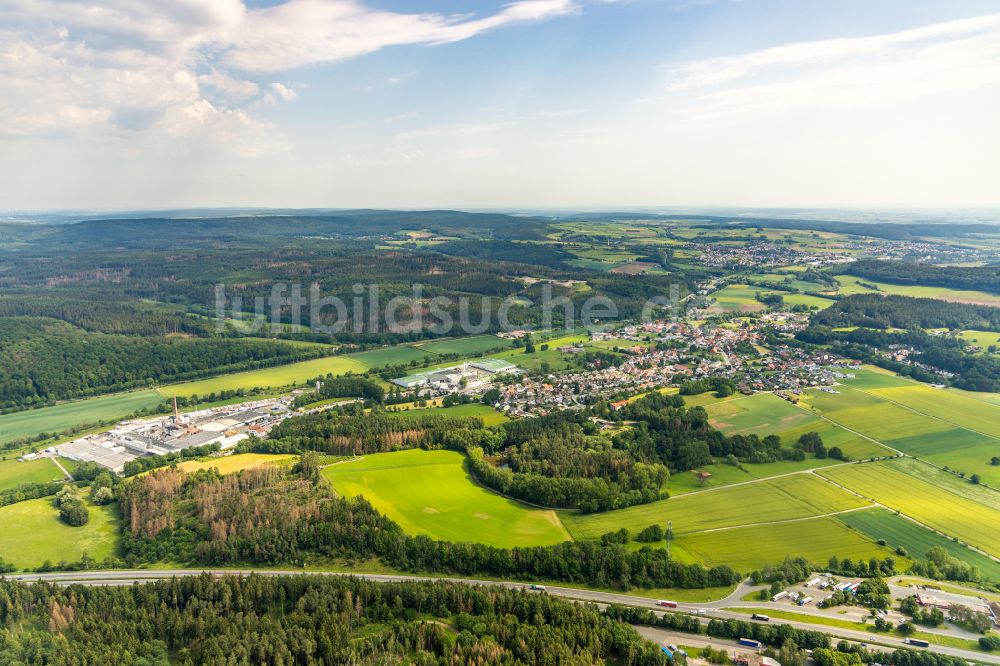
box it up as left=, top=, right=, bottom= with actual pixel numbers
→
left=0, top=573, right=669, bottom=665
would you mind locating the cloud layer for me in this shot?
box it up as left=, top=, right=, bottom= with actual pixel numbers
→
left=0, top=0, right=574, bottom=149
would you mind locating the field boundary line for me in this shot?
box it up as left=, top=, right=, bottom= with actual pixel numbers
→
left=817, top=465, right=1000, bottom=566
left=685, top=505, right=876, bottom=535
left=787, top=397, right=903, bottom=456
left=49, top=456, right=72, bottom=481
left=841, top=383, right=1000, bottom=443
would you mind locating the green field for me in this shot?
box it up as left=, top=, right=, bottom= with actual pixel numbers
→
left=323, top=449, right=570, bottom=547
left=386, top=403, right=509, bottom=426
left=820, top=460, right=1000, bottom=559
left=0, top=456, right=68, bottom=491
left=161, top=346, right=432, bottom=397
left=666, top=459, right=837, bottom=495
left=708, top=284, right=834, bottom=313
left=838, top=508, right=1000, bottom=582
left=704, top=393, right=889, bottom=460
left=415, top=335, right=512, bottom=356
left=675, top=515, right=895, bottom=571
left=708, top=284, right=767, bottom=312
left=0, top=390, right=164, bottom=445
left=806, top=369, right=1000, bottom=483
left=562, top=473, right=871, bottom=540
left=957, top=330, right=1000, bottom=350
left=172, top=453, right=297, bottom=475
left=0, top=497, right=119, bottom=569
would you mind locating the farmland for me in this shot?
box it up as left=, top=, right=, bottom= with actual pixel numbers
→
left=0, top=390, right=164, bottom=445
left=703, top=393, right=890, bottom=460
left=675, top=515, right=895, bottom=571
left=323, top=449, right=571, bottom=547
left=414, top=335, right=512, bottom=356
left=707, top=284, right=834, bottom=313
left=160, top=346, right=432, bottom=397
left=171, top=453, right=297, bottom=475
left=561, top=473, right=871, bottom=540
left=819, top=460, right=1000, bottom=559
left=838, top=508, right=1000, bottom=582
left=0, top=456, right=68, bottom=492
left=0, top=497, right=119, bottom=570
left=802, top=369, right=1000, bottom=483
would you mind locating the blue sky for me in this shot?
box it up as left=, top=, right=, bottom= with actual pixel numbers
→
left=1, top=0, right=998, bottom=209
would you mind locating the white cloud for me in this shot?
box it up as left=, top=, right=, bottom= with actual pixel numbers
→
left=269, top=82, right=298, bottom=101
left=0, top=0, right=575, bottom=153
left=664, top=12, right=1000, bottom=97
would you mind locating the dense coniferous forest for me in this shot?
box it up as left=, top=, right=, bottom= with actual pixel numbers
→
left=0, top=574, right=668, bottom=665
left=0, top=317, right=327, bottom=409
left=812, top=294, right=1000, bottom=331
left=845, top=260, right=1000, bottom=293
left=117, top=464, right=741, bottom=591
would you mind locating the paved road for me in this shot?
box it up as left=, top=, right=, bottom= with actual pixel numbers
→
left=9, top=569, right=998, bottom=664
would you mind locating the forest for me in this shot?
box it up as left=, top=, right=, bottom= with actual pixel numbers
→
left=844, top=260, right=1000, bottom=294
left=0, top=317, right=326, bottom=409
left=812, top=294, right=1000, bottom=331
left=0, top=574, right=668, bottom=665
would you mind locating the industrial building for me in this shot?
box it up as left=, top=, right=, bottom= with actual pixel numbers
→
left=53, top=397, right=291, bottom=473
left=391, top=359, right=519, bottom=390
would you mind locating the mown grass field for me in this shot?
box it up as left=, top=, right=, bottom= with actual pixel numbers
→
left=161, top=346, right=432, bottom=397
left=562, top=473, right=871, bottom=540
left=820, top=460, right=1000, bottom=559
left=385, top=403, right=509, bottom=426
left=172, top=453, right=297, bottom=475
left=704, top=393, right=889, bottom=460
left=671, top=515, right=895, bottom=571
left=323, top=449, right=570, bottom=547
left=0, top=457, right=68, bottom=492
left=0, top=390, right=164, bottom=445
left=838, top=508, right=1000, bottom=582
left=0, top=497, right=119, bottom=569
left=415, top=335, right=512, bottom=356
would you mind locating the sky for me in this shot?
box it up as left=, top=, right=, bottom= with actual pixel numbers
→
left=1, top=0, right=999, bottom=210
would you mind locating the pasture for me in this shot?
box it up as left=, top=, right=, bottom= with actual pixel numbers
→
left=161, top=346, right=432, bottom=397
left=958, top=330, right=1000, bottom=349
left=172, top=453, right=297, bottom=475
left=819, top=461, right=1000, bottom=559
left=838, top=508, right=1000, bottom=582
left=0, top=457, right=68, bottom=492
left=323, top=449, right=571, bottom=547
left=0, top=390, right=164, bottom=445
left=675, top=515, right=894, bottom=572
left=0, top=498, right=119, bottom=570
left=562, top=473, right=871, bottom=540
